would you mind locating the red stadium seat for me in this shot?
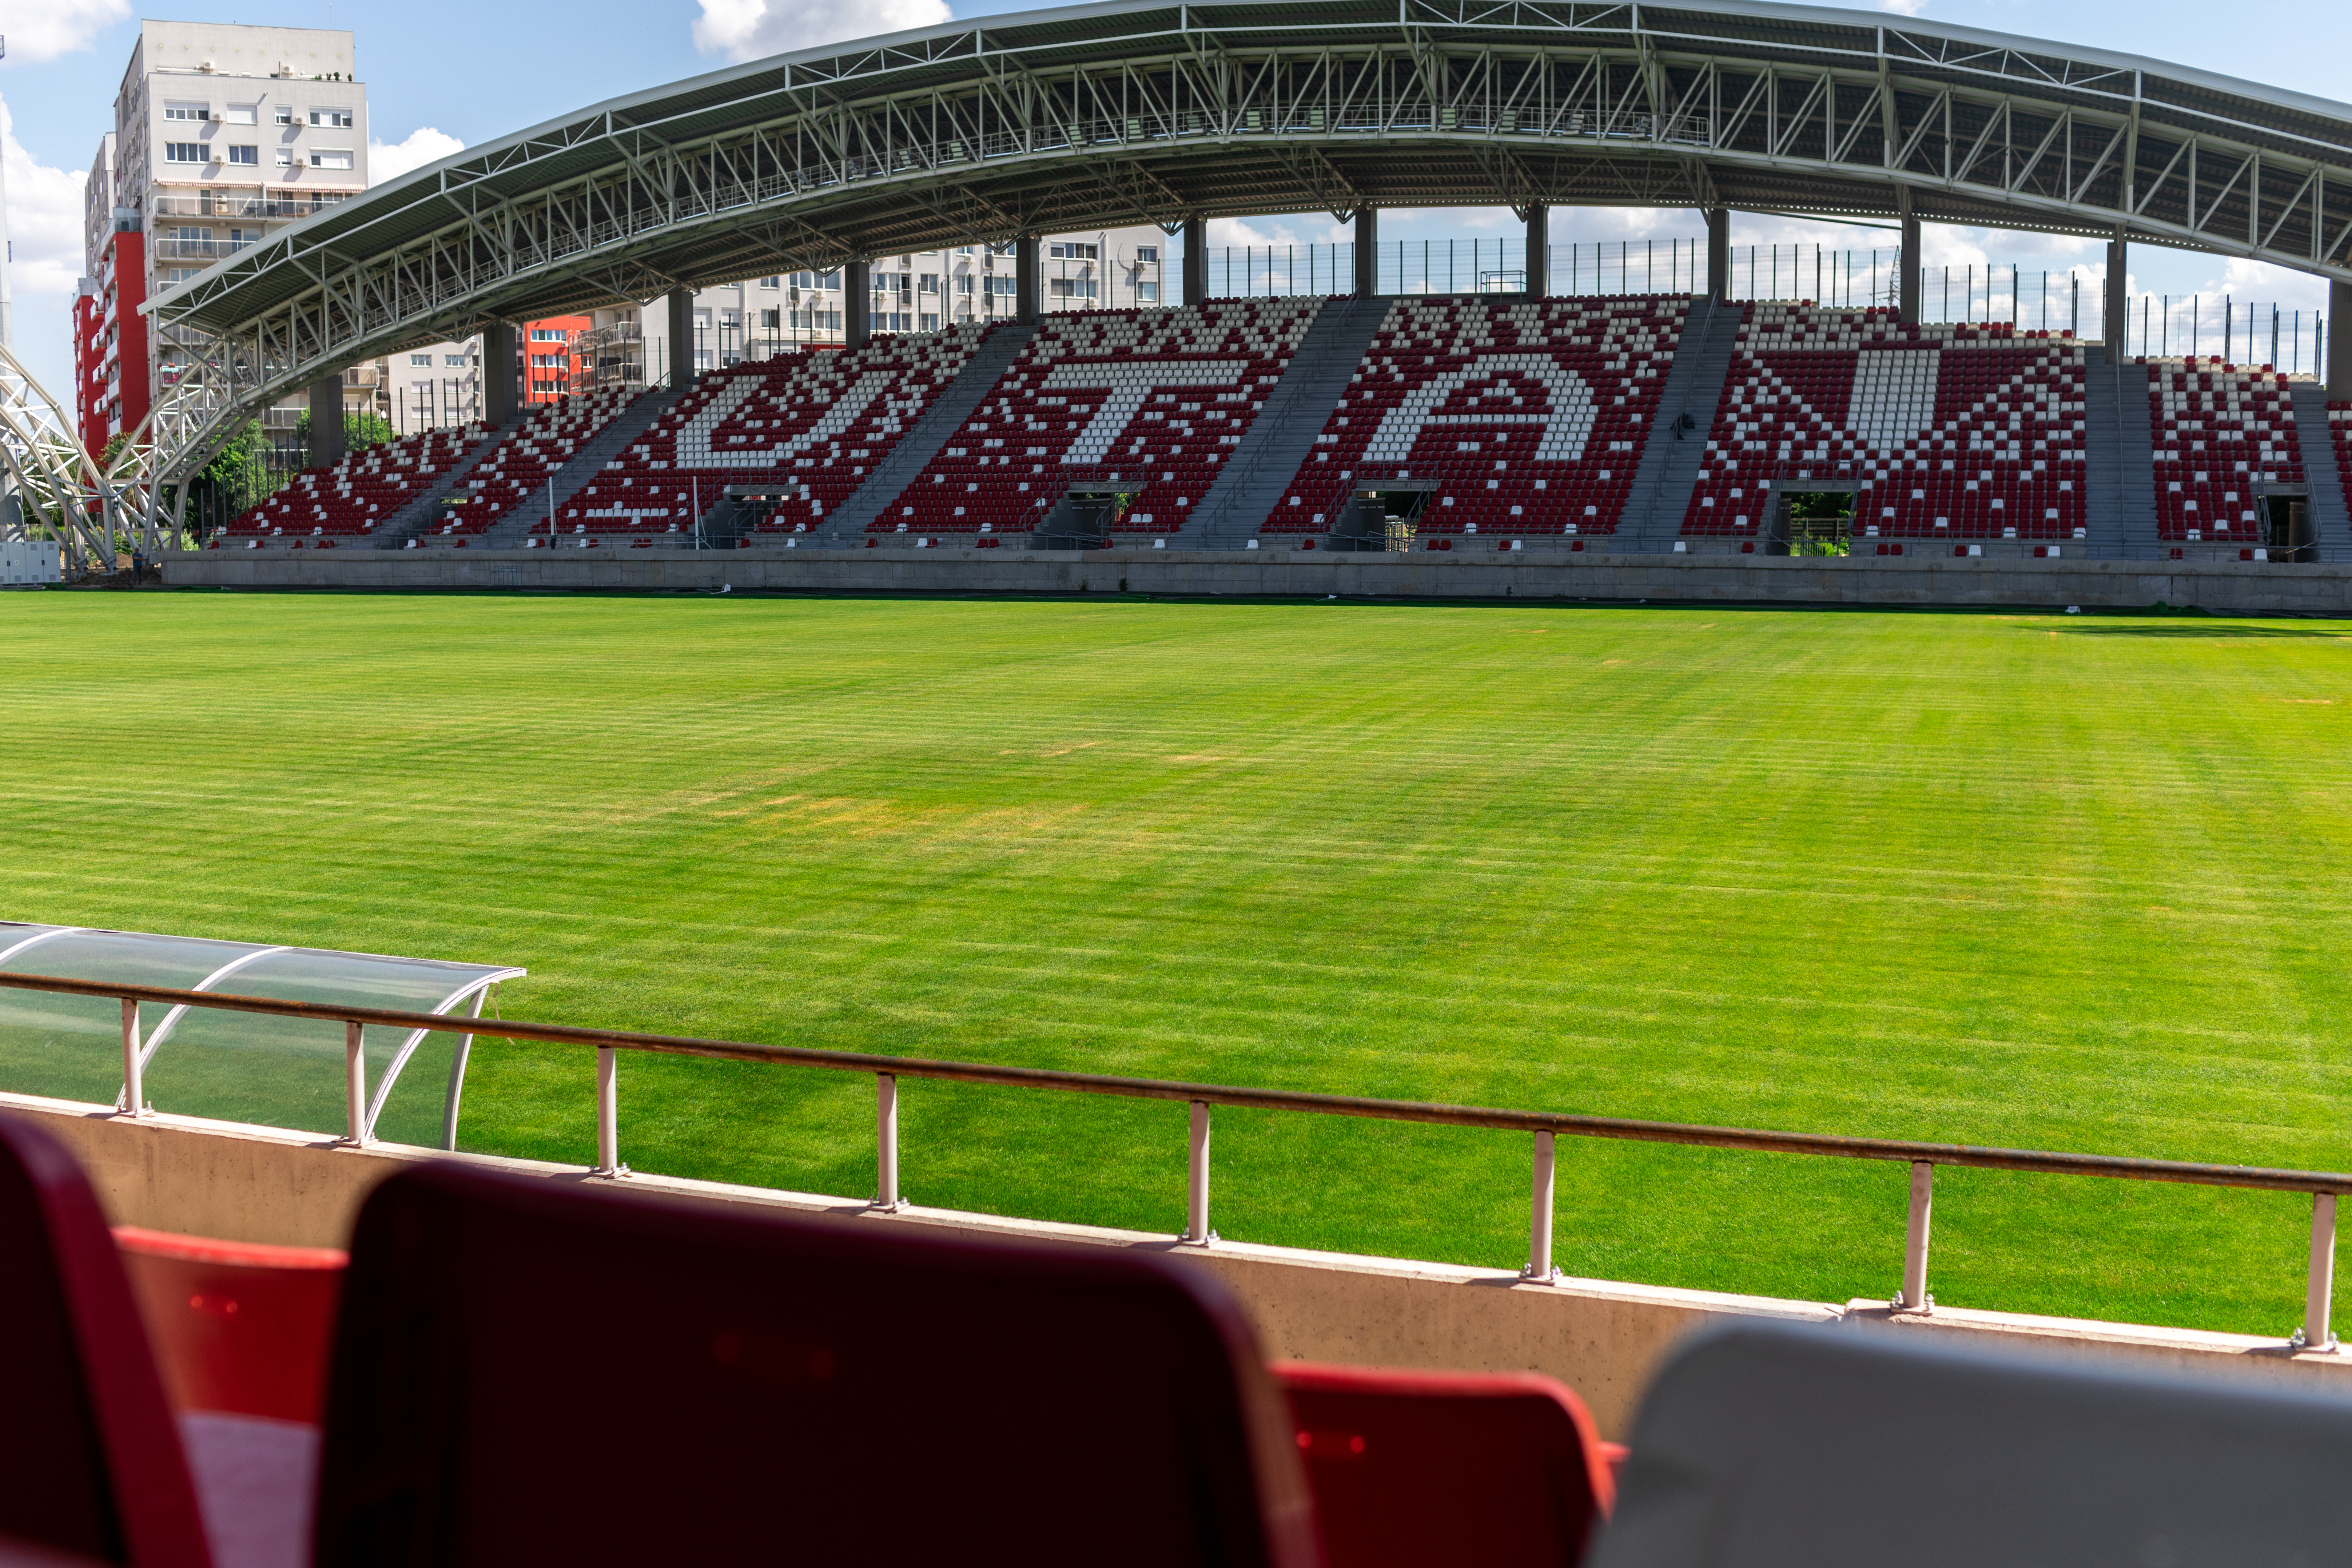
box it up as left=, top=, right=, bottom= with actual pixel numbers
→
left=112, top=1229, right=346, bottom=1425
left=313, top=1164, right=1320, bottom=1568
left=2147, top=359, right=2309, bottom=542
left=0, top=1115, right=211, bottom=1568
left=1273, top=1362, right=1613, bottom=1565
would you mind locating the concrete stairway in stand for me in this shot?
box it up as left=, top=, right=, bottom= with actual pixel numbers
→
left=816, top=323, right=1038, bottom=541
left=474, top=383, right=696, bottom=549
left=1181, top=297, right=1391, bottom=546
left=366, top=429, right=509, bottom=548
left=2085, top=346, right=2161, bottom=558
left=1618, top=295, right=1742, bottom=548
left=2289, top=382, right=2352, bottom=562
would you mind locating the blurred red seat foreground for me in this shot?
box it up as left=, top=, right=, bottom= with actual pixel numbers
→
left=0, top=1115, right=212, bottom=1568
left=112, top=1229, right=346, bottom=1425
left=1273, top=1362, right=1615, bottom=1566
left=314, top=1164, right=1321, bottom=1567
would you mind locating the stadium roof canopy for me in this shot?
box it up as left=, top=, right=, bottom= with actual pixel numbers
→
left=151, top=0, right=2352, bottom=432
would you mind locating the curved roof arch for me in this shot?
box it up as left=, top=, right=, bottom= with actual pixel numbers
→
left=148, top=0, right=2352, bottom=446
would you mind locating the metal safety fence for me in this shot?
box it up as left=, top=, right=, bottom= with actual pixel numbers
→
left=0, top=969, right=2341, bottom=1350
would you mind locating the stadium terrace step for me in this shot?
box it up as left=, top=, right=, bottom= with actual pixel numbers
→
left=1619, top=294, right=1741, bottom=547
left=815, top=323, right=1036, bottom=541
left=2288, top=383, right=2352, bottom=562
left=1182, top=296, right=1389, bottom=546
left=1257, top=294, right=1694, bottom=546
left=1680, top=306, right=2092, bottom=553
left=869, top=300, right=1324, bottom=542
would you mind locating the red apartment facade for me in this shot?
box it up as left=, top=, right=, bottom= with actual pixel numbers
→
left=524, top=315, right=592, bottom=405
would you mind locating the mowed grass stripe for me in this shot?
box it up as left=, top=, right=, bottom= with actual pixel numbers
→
left=4, top=591, right=2351, bottom=1332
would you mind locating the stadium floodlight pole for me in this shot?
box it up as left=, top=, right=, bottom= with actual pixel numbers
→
left=1898, top=1161, right=1934, bottom=1312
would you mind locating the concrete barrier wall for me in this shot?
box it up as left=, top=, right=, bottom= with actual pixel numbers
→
left=13, top=1091, right=2348, bottom=1437
left=160, top=546, right=2352, bottom=616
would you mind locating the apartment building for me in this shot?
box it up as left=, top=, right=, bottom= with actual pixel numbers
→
left=74, top=23, right=371, bottom=449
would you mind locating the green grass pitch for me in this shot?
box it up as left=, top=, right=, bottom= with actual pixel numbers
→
left=4, top=587, right=2350, bottom=1337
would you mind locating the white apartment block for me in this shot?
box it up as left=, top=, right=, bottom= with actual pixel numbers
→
left=90, top=23, right=372, bottom=436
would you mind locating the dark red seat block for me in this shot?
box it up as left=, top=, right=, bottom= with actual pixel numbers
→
left=315, top=1165, right=1320, bottom=1568
left=0, top=1117, right=211, bottom=1568
left=113, top=1229, right=346, bottom=1425
left=1274, top=1362, right=1612, bottom=1566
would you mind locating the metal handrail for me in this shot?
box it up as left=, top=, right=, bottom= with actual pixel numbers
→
left=0, top=969, right=2339, bottom=1349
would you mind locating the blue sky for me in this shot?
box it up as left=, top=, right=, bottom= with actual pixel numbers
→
left=4, top=0, right=2345, bottom=398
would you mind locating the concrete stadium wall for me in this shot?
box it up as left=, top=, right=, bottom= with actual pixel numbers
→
left=13, top=1090, right=2347, bottom=1437
left=160, top=548, right=2352, bottom=615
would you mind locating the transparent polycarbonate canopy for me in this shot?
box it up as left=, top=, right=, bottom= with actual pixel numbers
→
left=0, top=923, right=524, bottom=1149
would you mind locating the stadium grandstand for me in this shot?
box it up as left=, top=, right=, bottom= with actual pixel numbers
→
left=96, top=0, right=2343, bottom=594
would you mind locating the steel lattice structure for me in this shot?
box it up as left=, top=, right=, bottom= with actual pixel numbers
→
left=146, top=0, right=2352, bottom=475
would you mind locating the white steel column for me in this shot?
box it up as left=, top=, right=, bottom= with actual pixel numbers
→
left=1898, top=1161, right=1934, bottom=1311
left=1524, top=1130, right=1558, bottom=1282
left=120, top=999, right=146, bottom=1117
left=344, top=1022, right=367, bottom=1145
left=594, top=1046, right=621, bottom=1175
left=2306, top=1193, right=2338, bottom=1351
left=874, top=1072, right=902, bottom=1210
left=1183, top=1100, right=1212, bottom=1244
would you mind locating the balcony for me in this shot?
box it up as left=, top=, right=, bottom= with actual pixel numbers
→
left=150, top=194, right=347, bottom=221
left=154, top=237, right=255, bottom=263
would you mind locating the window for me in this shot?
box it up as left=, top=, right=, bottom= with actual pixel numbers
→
left=528, top=328, right=566, bottom=342
left=309, top=109, right=354, bottom=129
left=445, top=354, right=470, bottom=367
left=720, top=310, right=740, bottom=328
left=1048, top=278, right=1098, bottom=299
left=1048, top=242, right=1099, bottom=260
left=531, top=353, right=567, bottom=369
left=275, top=105, right=294, bottom=126
left=760, top=276, right=780, bottom=289
left=1135, top=245, right=1158, bottom=263
left=227, top=145, right=258, bottom=166
left=988, top=242, right=1018, bottom=256
left=275, top=149, right=292, bottom=166
left=410, top=354, right=433, bottom=367
left=227, top=228, right=258, bottom=246
left=1136, top=281, right=1160, bottom=303
left=164, top=143, right=205, bottom=164
left=956, top=275, right=975, bottom=296
left=224, top=104, right=258, bottom=126
left=164, top=103, right=210, bottom=122
left=986, top=276, right=1018, bottom=297
left=760, top=309, right=781, bottom=330
left=310, top=150, right=354, bottom=170
left=919, top=274, right=940, bottom=294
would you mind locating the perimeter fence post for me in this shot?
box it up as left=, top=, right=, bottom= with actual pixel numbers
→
left=120, top=999, right=146, bottom=1117
left=2304, top=1193, right=2338, bottom=1352
left=345, top=1022, right=368, bottom=1146
left=593, top=1047, right=623, bottom=1176
left=1183, top=1100, right=1213, bottom=1245
left=873, top=1073, right=902, bottom=1211
left=1523, top=1130, right=1559, bottom=1283
left=1897, top=1161, right=1933, bottom=1312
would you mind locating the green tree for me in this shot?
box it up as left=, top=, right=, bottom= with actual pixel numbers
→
left=294, top=407, right=395, bottom=458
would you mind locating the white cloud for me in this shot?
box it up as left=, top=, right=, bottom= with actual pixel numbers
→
left=369, top=127, right=465, bottom=186
left=4, top=0, right=132, bottom=63
left=1876, top=0, right=1929, bottom=16
left=693, top=0, right=951, bottom=62
left=3, top=97, right=94, bottom=396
